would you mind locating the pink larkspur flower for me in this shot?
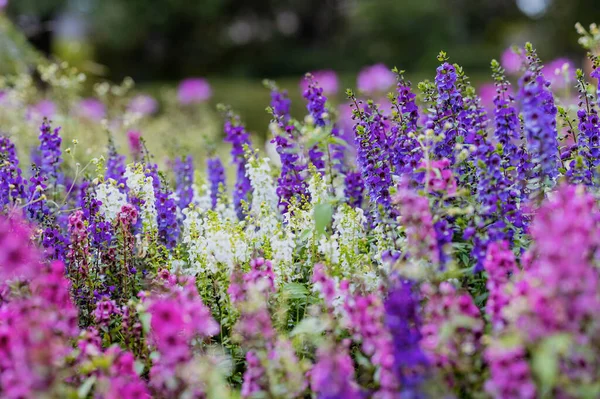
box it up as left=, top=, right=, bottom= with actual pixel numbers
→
left=542, top=58, right=576, bottom=89
left=501, top=47, right=523, bottom=74
left=178, top=78, right=212, bottom=104
left=357, top=63, right=395, bottom=95
left=127, top=130, right=142, bottom=158
left=300, top=70, right=338, bottom=95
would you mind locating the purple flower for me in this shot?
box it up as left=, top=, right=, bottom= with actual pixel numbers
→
left=147, top=165, right=179, bottom=249
left=357, top=63, right=395, bottom=95
left=207, top=156, right=226, bottom=209
left=223, top=109, right=252, bottom=218
left=36, top=119, right=62, bottom=182
left=518, top=66, right=559, bottom=182
left=300, top=69, right=339, bottom=95
left=174, top=155, right=195, bottom=211
left=303, top=73, right=328, bottom=127
left=390, top=72, right=421, bottom=176
left=344, top=171, right=364, bottom=208
left=426, top=62, right=465, bottom=161
left=128, top=94, right=158, bottom=116
left=77, top=98, right=106, bottom=121
left=0, top=136, right=26, bottom=207
left=106, top=140, right=127, bottom=188
left=351, top=99, right=394, bottom=214
left=384, top=279, right=429, bottom=398
left=178, top=78, right=212, bottom=104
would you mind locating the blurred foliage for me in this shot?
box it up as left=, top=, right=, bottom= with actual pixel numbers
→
left=5, top=0, right=600, bottom=83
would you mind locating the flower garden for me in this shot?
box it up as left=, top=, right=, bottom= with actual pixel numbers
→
left=2, top=20, right=600, bottom=399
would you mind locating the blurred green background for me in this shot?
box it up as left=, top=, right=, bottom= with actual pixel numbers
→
left=2, top=0, right=600, bottom=133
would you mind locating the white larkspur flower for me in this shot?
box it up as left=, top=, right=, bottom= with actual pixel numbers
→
left=124, top=164, right=157, bottom=231
left=95, top=180, right=127, bottom=222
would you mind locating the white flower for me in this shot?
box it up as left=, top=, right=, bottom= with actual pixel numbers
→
left=95, top=180, right=127, bottom=222
left=124, top=164, right=157, bottom=231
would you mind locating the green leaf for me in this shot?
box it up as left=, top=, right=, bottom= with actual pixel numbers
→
left=532, top=334, right=571, bottom=395
left=283, top=282, right=309, bottom=300
left=290, top=317, right=326, bottom=337
left=314, top=203, right=333, bottom=236
left=78, top=376, right=96, bottom=398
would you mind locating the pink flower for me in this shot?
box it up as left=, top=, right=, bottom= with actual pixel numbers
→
left=542, top=58, right=576, bottom=89
left=28, top=100, right=56, bottom=120
left=422, top=158, right=457, bottom=195
left=0, top=215, right=39, bottom=281
left=300, top=70, right=338, bottom=95
left=177, top=78, right=212, bottom=104
left=357, top=63, right=395, bottom=95
left=77, top=98, right=106, bottom=121
left=501, top=47, right=523, bottom=74
left=478, top=83, right=497, bottom=111
left=127, top=130, right=142, bottom=158
left=118, top=204, right=138, bottom=226
left=128, top=94, right=158, bottom=116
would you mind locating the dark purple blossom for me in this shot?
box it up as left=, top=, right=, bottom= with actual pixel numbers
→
left=174, top=156, right=195, bottom=211
left=0, top=136, right=26, bottom=208
left=207, top=156, right=226, bottom=209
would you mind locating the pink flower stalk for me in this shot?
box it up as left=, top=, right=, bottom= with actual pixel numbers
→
left=94, top=297, right=119, bottom=324
left=177, top=78, right=212, bottom=104
left=0, top=214, right=39, bottom=281
left=241, top=351, right=266, bottom=398
left=421, top=282, right=483, bottom=379
left=422, top=158, right=457, bottom=195
left=344, top=292, right=400, bottom=397
left=77, top=98, right=106, bottom=121
left=514, top=184, right=600, bottom=340
left=311, top=263, right=338, bottom=308
left=0, top=260, right=79, bottom=397
left=300, top=70, right=338, bottom=95
left=357, top=63, right=395, bottom=95
left=127, top=130, right=142, bottom=159
left=484, top=345, right=536, bottom=399
left=128, top=94, right=158, bottom=116
left=392, top=185, right=439, bottom=264
left=228, top=258, right=277, bottom=304
left=501, top=47, right=523, bottom=74
left=484, top=241, right=518, bottom=331
left=118, top=204, right=138, bottom=227
left=310, top=340, right=361, bottom=399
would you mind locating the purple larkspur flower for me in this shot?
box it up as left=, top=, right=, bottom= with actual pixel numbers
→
left=178, top=78, right=212, bottom=104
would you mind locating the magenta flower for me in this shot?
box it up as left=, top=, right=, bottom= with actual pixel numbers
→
left=127, top=130, right=142, bottom=159
left=299, top=69, right=338, bottom=95
left=77, top=98, right=106, bottom=121
left=357, top=63, right=395, bottom=95
left=177, top=78, right=212, bottom=104
left=478, top=83, right=497, bottom=111
left=422, top=158, right=457, bottom=195
left=0, top=215, right=39, bottom=281
left=128, top=94, right=158, bottom=116
left=500, top=47, right=523, bottom=74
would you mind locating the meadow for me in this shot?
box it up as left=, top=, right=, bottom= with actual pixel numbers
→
left=2, top=20, right=600, bottom=399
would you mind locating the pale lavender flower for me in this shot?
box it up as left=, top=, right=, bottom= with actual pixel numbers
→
left=77, top=98, right=106, bottom=121
left=128, top=94, right=158, bottom=116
